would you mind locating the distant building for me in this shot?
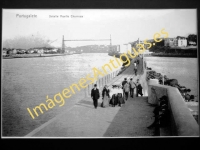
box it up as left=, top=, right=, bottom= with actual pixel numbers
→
left=37, top=49, right=44, bottom=54
left=188, top=41, right=196, bottom=45
left=16, top=49, right=26, bottom=54
left=51, top=48, right=58, bottom=53
left=7, top=49, right=17, bottom=55
left=164, top=37, right=187, bottom=47
left=129, top=39, right=148, bottom=54
left=32, top=48, right=44, bottom=54
left=31, top=47, right=58, bottom=54
left=2, top=50, right=7, bottom=56
left=164, top=38, right=177, bottom=47
left=27, top=49, right=34, bottom=54
left=177, top=37, right=187, bottom=47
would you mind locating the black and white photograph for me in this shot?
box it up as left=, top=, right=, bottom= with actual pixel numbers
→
left=2, top=9, right=199, bottom=137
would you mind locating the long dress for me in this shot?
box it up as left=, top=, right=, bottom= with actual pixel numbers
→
left=110, top=94, right=118, bottom=106
left=117, top=93, right=125, bottom=105
left=102, top=89, right=110, bottom=108
left=102, top=94, right=110, bottom=107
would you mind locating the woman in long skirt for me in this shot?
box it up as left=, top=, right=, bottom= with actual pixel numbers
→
left=101, top=85, right=110, bottom=108
left=117, top=93, right=125, bottom=107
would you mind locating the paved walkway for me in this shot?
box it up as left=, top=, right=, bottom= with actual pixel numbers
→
left=25, top=57, right=155, bottom=137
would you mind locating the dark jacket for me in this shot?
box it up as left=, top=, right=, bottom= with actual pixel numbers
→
left=137, top=84, right=143, bottom=91
left=91, top=88, right=100, bottom=100
left=102, top=88, right=110, bottom=98
left=122, top=80, right=128, bottom=88
left=110, top=94, right=118, bottom=106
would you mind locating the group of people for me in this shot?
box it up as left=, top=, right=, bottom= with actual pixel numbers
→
left=90, top=58, right=143, bottom=109
left=90, top=77, right=143, bottom=109
left=91, top=84, right=122, bottom=109
left=122, top=78, right=143, bottom=100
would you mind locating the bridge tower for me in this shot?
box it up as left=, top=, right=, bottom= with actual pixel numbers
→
left=62, top=35, right=65, bottom=53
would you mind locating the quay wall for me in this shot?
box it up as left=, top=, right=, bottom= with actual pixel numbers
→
left=84, top=57, right=199, bottom=136
left=145, top=60, right=199, bottom=136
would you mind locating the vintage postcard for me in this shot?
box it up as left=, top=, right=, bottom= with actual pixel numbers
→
left=2, top=9, right=198, bottom=138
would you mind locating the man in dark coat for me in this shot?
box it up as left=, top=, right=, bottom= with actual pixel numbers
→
left=136, top=79, right=143, bottom=97
left=91, top=84, right=100, bottom=109
left=137, top=83, right=143, bottom=97
left=122, top=78, right=128, bottom=88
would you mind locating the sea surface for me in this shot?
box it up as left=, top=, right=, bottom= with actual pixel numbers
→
left=144, top=57, right=198, bottom=97
left=2, top=53, right=115, bottom=136
left=144, top=56, right=199, bottom=124
left=2, top=54, right=199, bottom=136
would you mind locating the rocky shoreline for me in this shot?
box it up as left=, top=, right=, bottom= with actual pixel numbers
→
left=146, top=67, right=198, bottom=123
left=146, top=67, right=197, bottom=102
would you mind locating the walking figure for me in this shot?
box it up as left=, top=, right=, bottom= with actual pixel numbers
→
left=134, top=61, right=137, bottom=76
left=129, top=78, right=136, bottom=98
left=122, top=78, right=128, bottom=97
left=124, top=82, right=130, bottom=100
left=91, top=84, right=100, bottom=109
left=136, top=79, right=143, bottom=97
left=101, top=85, right=110, bottom=108
left=122, top=78, right=128, bottom=88
left=137, top=84, right=143, bottom=97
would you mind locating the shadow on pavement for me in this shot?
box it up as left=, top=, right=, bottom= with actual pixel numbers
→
left=77, top=99, right=103, bottom=107
left=103, top=96, right=156, bottom=137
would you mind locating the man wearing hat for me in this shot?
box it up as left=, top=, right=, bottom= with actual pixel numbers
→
left=91, top=84, right=100, bottom=109
left=122, top=78, right=128, bottom=88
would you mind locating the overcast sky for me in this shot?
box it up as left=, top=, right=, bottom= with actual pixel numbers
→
left=2, top=9, right=197, bottom=49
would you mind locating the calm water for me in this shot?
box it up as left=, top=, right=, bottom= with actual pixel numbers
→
left=2, top=54, right=198, bottom=136
left=2, top=53, right=114, bottom=136
left=144, top=57, right=198, bottom=97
